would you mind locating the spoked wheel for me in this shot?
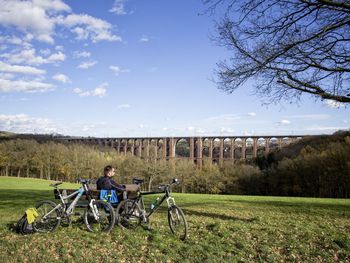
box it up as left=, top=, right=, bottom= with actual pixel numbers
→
left=84, top=200, right=115, bottom=233
left=34, top=200, right=61, bottom=233
left=116, top=199, right=142, bottom=229
left=168, top=205, right=188, bottom=240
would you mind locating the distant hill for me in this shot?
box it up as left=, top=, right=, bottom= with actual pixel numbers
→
left=268, top=130, right=350, bottom=162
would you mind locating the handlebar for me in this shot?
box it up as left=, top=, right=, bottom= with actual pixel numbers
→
left=157, top=178, right=179, bottom=191
left=49, top=182, right=63, bottom=188
left=78, top=178, right=95, bottom=185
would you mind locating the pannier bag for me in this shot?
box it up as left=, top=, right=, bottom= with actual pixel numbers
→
left=99, top=189, right=119, bottom=204
left=15, top=207, right=38, bottom=235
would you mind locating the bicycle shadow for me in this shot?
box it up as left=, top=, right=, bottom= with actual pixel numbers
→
left=181, top=208, right=258, bottom=222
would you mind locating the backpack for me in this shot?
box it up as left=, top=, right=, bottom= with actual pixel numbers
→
left=15, top=208, right=38, bottom=235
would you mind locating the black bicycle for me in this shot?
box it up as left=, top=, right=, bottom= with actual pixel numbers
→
left=115, top=178, right=188, bottom=240
left=34, top=178, right=115, bottom=233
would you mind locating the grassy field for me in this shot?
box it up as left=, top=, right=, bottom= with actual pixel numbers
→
left=0, top=177, right=349, bottom=263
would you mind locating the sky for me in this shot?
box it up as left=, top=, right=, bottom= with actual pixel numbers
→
left=0, top=0, right=349, bottom=138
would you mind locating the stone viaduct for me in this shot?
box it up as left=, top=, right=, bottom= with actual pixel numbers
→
left=60, top=135, right=304, bottom=166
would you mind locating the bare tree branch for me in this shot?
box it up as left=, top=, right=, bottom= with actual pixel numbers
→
left=205, top=0, right=350, bottom=104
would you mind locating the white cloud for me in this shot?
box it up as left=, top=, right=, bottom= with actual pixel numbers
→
left=324, top=99, right=346, bottom=109
left=77, top=60, right=97, bottom=69
left=0, top=61, right=45, bottom=75
left=0, top=78, right=54, bottom=93
left=52, top=73, right=71, bottom=83
left=248, top=112, right=256, bottom=117
left=55, top=14, right=121, bottom=42
left=0, top=0, right=70, bottom=44
left=73, top=82, right=108, bottom=98
left=0, top=0, right=121, bottom=44
left=73, top=50, right=91, bottom=58
left=187, top=126, right=194, bottom=131
left=1, top=48, right=65, bottom=65
left=73, top=88, right=82, bottom=94
left=140, top=36, right=149, bottom=42
left=109, top=65, right=130, bottom=75
left=0, top=114, right=57, bottom=134
left=117, top=104, right=130, bottom=109
left=279, top=120, right=291, bottom=125
left=0, top=73, right=15, bottom=79
left=109, top=0, right=128, bottom=15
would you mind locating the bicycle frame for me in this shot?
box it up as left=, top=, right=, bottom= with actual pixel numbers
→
left=44, top=183, right=98, bottom=221
left=138, top=186, right=176, bottom=219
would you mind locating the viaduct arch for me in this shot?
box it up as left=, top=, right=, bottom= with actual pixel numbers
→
left=59, top=135, right=304, bottom=167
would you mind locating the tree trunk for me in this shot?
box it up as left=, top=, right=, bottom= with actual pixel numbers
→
left=5, top=166, right=8, bottom=177
left=17, top=168, right=21, bottom=178
left=148, top=175, right=153, bottom=192
left=26, top=166, right=30, bottom=178
left=40, top=165, right=43, bottom=179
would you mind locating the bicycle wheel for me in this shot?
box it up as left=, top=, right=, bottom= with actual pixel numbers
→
left=34, top=200, right=61, bottom=233
left=116, top=199, right=142, bottom=229
left=84, top=200, right=115, bottom=233
left=168, top=205, right=188, bottom=240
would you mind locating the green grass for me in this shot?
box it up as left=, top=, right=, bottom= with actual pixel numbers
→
left=0, top=177, right=349, bottom=262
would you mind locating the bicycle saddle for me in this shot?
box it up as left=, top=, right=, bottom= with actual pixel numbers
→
left=50, top=182, right=63, bottom=187
left=133, top=178, right=144, bottom=185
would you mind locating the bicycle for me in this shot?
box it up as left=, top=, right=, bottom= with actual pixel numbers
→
left=115, top=178, right=188, bottom=240
left=34, top=178, right=115, bottom=233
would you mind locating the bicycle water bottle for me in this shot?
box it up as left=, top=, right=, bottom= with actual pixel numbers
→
left=150, top=197, right=160, bottom=209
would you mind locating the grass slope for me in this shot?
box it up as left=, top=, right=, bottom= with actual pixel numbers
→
left=0, top=177, right=349, bottom=262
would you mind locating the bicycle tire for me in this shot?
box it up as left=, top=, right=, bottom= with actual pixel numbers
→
left=116, top=199, right=142, bottom=229
left=83, top=200, right=115, bottom=233
left=168, top=205, right=188, bottom=240
left=34, top=200, right=61, bottom=233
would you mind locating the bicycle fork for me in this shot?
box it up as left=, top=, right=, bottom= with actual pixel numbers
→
left=89, top=200, right=100, bottom=221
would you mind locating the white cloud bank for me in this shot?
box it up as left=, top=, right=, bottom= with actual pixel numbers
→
left=77, top=60, right=97, bottom=69
left=0, top=114, right=57, bottom=133
left=109, top=0, right=128, bottom=15
left=109, top=65, right=130, bottom=75
left=73, top=82, right=108, bottom=98
left=0, top=61, right=45, bottom=75
left=0, top=78, right=54, bottom=92
left=0, top=0, right=121, bottom=44
left=52, top=73, right=70, bottom=83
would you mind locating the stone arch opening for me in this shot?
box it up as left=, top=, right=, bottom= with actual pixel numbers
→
left=202, top=138, right=210, bottom=158
left=257, top=138, right=266, bottom=157
left=282, top=137, right=290, bottom=146
left=212, top=138, right=220, bottom=160
left=269, top=137, right=278, bottom=150
left=245, top=138, right=254, bottom=159
left=223, top=138, right=232, bottom=159
left=234, top=138, right=242, bottom=159
left=175, top=138, right=190, bottom=157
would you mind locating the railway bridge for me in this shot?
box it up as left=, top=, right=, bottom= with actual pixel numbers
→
left=59, top=135, right=305, bottom=166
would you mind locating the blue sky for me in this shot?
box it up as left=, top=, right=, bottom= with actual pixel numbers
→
left=0, top=0, right=349, bottom=137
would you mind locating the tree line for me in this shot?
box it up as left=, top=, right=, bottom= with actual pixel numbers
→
left=0, top=132, right=349, bottom=198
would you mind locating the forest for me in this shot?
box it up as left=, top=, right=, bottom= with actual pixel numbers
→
left=0, top=131, right=349, bottom=198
